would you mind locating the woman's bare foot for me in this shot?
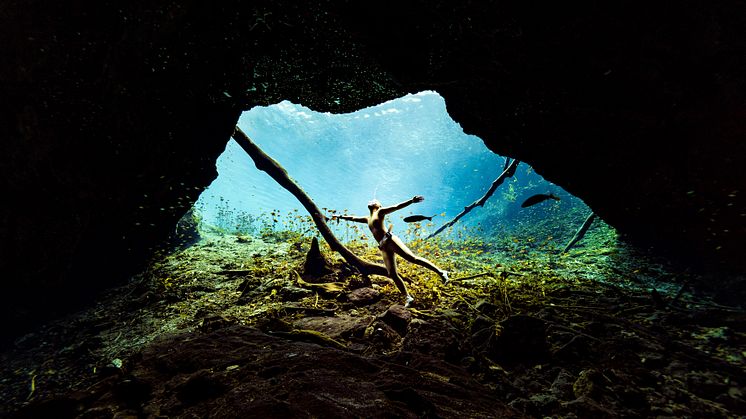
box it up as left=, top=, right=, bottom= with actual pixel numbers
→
left=440, top=270, right=449, bottom=284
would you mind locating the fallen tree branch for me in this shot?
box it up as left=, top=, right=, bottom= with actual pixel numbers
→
left=427, top=158, right=519, bottom=239
left=561, top=212, right=597, bottom=253
left=453, top=272, right=493, bottom=281
left=232, top=127, right=388, bottom=276
left=293, top=270, right=346, bottom=295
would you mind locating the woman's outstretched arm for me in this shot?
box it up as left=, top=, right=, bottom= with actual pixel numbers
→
left=334, top=215, right=368, bottom=223
left=379, top=195, right=424, bottom=216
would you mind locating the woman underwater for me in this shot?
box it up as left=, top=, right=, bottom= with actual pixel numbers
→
left=335, top=196, right=448, bottom=307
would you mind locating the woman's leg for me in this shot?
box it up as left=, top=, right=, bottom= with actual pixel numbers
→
left=391, top=236, right=449, bottom=282
left=382, top=249, right=413, bottom=305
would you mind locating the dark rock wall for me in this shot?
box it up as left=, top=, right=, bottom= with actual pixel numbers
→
left=1, top=0, right=743, bottom=339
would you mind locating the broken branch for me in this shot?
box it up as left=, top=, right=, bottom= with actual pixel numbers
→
left=232, top=127, right=388, bottom=276
left=562, top=212, right=597, bottom=253
left=427, top=158, right=519, bottom=239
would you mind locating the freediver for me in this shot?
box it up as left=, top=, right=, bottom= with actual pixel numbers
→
left=334, top=196, right=448, bottom=307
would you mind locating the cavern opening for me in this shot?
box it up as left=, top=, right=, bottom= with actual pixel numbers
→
left=4, top=0, right=745, bottom=415
left=190, top=91, right=613, bottom=265
left=3, top=94, right=744, bottom=417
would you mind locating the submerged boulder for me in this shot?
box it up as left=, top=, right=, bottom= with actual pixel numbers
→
left=347, top=287, right=381, bottom=306
left=381, top=304, right=412, bottom=337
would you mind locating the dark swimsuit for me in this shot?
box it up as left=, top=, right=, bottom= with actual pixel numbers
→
left=378, top=231, right=393, bottom=250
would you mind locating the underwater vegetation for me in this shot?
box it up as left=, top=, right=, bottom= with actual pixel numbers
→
left=2, top=225, right=744, bottom=417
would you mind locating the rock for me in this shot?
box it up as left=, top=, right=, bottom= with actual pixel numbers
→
left=365, top=320, right=401, bottom=349
left=550, top=369, right=575, bottom=399
left=686, top=370, right=729, bottom=399
left=492, top=315, right=549, bottom=364
left=715, top=387, right=746, bottom=412
left=573, top=368, right=603, bottom=399
left=199, top=315, right=232, bottom=332
left=347, top=275, right=372, bottom=290
left=235, top=278, right=261, bottom=303
left=511, top=373, right=548, bottom=395
left=381, top=304, right=412, bottom=336
left=347, top=287, right=381, bottom=306
left=293, top=315, right=370, bottom=340
left=235, top=235, right=251, bottom=243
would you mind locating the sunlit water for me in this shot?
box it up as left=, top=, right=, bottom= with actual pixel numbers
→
left=194, top=91, right=599, bottom=246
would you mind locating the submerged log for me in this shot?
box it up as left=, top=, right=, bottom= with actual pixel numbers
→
left=427, top=159, right=519, bottom=239
left=232, top=127, right=388, bottom=276
left=562, top=212, right=597, bottom=253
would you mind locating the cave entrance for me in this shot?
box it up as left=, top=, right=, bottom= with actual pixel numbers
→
left=187, top=91, right=614, bottom=270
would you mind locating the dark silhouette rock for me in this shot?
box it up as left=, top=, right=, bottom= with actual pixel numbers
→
left=303, top=237, right=334, bottom=276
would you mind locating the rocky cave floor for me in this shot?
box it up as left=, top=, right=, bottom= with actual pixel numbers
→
left=2, top=230, right=745, bottom=418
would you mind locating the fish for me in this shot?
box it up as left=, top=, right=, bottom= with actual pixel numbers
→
left=403, top=215, right=435, bottom=223
left=520, top=193, right=560, bottom=208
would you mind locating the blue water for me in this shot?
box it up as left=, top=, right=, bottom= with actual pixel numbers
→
left=194, top=91, right=593, bottom=243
